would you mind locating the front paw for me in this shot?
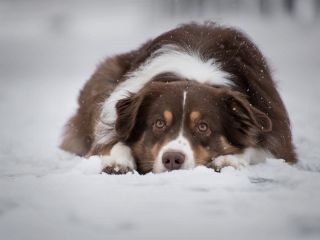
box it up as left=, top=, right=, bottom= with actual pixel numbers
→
left=211, top=154, right=248, bottom=172
left=102, top=164, right=133, bottom=175
left=100, top=153, right=136, bottom=175
left=96, top=142, right=137, bottom=175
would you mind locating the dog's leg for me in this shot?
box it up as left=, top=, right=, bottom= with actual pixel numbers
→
left=99, top=142, right=137, bottom=174
left=211, top=147, right=272, bottom=172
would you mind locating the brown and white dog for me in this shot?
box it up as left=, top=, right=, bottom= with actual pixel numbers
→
left=61, top=22, right=297, bottom=174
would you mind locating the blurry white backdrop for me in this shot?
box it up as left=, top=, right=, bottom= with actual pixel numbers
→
left=1, top=1, right=320, bottom=240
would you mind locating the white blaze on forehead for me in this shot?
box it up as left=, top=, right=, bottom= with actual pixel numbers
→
left=183, top=91, right=187, bottom=108
left=181, top=90, right=187, bottom=128
left=96, top=44, right=231, bottom=144
left=153, top=134, right=195, bottom=173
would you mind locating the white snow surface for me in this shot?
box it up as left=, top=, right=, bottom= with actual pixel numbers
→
left=1, top=2, right=320, bottom=240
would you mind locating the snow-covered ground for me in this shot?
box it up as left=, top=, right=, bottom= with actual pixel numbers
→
left=1, top=1, right=320, bottom=239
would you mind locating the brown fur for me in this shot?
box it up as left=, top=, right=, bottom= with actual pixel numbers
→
left=61, top=22, right=297, bottom=174
left=194, top=145, right=212, bottom=166
left=164, top=111, right=173, bottom=127
left=219, top=136, right=241, bottom=155
left=190, top=111, right=200, bottom=126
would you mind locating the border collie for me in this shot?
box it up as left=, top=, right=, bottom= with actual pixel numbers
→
left=61, top=22, right=297, bottom=174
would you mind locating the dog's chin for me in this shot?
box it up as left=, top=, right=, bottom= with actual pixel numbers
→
left=152, top=162, right=197, bottom=174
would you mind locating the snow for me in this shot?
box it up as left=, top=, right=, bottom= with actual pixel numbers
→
left=1, top=1, right=320, bottom=240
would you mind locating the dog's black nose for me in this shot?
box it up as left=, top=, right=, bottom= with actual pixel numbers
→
left=162, top=151, right=185, bottom=171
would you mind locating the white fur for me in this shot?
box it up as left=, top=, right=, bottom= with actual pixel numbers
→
left=182, top=91, right=187, bottom=109
left=212, top=147, right=273, bottom=170
left=153, top=133, right=195, bottom=173
left=100, top=142, right=136, bottom=172
left=95, top=44, right=231, bottom=144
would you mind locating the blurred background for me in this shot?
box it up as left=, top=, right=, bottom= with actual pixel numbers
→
left=0, top=0, right=320, bottom=173
left=1, top=2, right=320, bottom=239
left=0, top=0, right=320, bottom=240
left=1, top=0, right=319, bottom=81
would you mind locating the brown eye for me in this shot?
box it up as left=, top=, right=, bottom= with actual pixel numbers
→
left=155, top=119, right=166, bottom=129
left=198, top=122, right=208, bottom=132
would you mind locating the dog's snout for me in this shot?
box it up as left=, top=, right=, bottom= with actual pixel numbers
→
left=162, top=151, right=185, bottom=171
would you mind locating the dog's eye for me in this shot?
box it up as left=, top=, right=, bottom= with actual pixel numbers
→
left=155, top=119, right=166, bottom=129
left=197, top=122, right=208, bottom=132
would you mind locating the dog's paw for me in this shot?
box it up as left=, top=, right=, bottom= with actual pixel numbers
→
left=102, top=163, right=133, bottom=175
left=100, top=142, right=136, bottom=175
left=211, top=154, right=248, bottom=172
left=101, top=155, right=136, bottom=175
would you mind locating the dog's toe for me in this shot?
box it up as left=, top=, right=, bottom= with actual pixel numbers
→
left=102, top=164, right=133, bottom=175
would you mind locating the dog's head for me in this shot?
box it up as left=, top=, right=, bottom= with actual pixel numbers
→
left=115, top=74, right=272, bottom=173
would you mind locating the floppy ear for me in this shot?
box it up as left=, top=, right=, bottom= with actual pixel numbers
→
left=115, top=93, right=143, bottom=142
left=221, top=92, right=272, bottom=146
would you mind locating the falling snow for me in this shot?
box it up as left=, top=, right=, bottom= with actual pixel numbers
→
left=1, top=1, right=320, bottom=240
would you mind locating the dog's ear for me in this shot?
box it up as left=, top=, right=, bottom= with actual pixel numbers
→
left=220, top=91, right=272, bottom=146
left=115, top=93, right=141, bottom=141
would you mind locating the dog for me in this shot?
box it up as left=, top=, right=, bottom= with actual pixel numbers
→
left=60, top=22, right=297, bottom=174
